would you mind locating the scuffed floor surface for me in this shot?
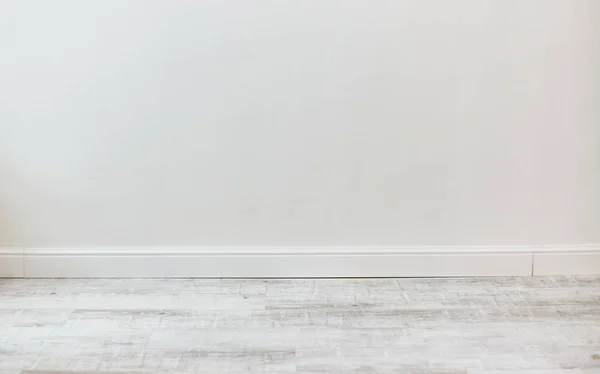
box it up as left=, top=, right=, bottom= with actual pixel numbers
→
left=1, top=277, right=600, bottom=374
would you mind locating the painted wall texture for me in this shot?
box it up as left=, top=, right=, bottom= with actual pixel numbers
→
left=1, top=0, right=599, bottom=247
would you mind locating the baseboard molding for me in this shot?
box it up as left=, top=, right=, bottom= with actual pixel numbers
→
left=0, top=245, right=597, bottom=278
left=532, top=244, right=600, bottom=276
left=22, top=246, right=534, bottom=278
left=0, top=248, right=24, bottom=277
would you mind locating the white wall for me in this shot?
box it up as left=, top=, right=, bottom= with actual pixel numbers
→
left=1, top=0, right=599, bottom=248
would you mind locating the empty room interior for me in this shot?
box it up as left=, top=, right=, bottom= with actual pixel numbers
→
left=1, top=0, right=599, bottom=373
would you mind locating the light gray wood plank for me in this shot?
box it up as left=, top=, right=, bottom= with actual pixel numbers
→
left=0, top=277, right=599, bottom=373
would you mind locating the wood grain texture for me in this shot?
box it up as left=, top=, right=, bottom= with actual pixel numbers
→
left=1, top=277, right=599, bottom=373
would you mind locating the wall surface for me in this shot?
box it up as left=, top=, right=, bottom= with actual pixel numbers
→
left=1, top=0, right=599, bottom=248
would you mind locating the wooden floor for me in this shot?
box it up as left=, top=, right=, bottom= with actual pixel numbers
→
left=1, top=277, right=600, bottom=374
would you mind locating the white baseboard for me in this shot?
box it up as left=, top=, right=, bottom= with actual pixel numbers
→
left=0, top=248, right=24, bottom=277
left=0, top=245, right=597, bottom=278
left=532, top=245, right=600, bottom=276
left=23, top=247, right=534, bottom=278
